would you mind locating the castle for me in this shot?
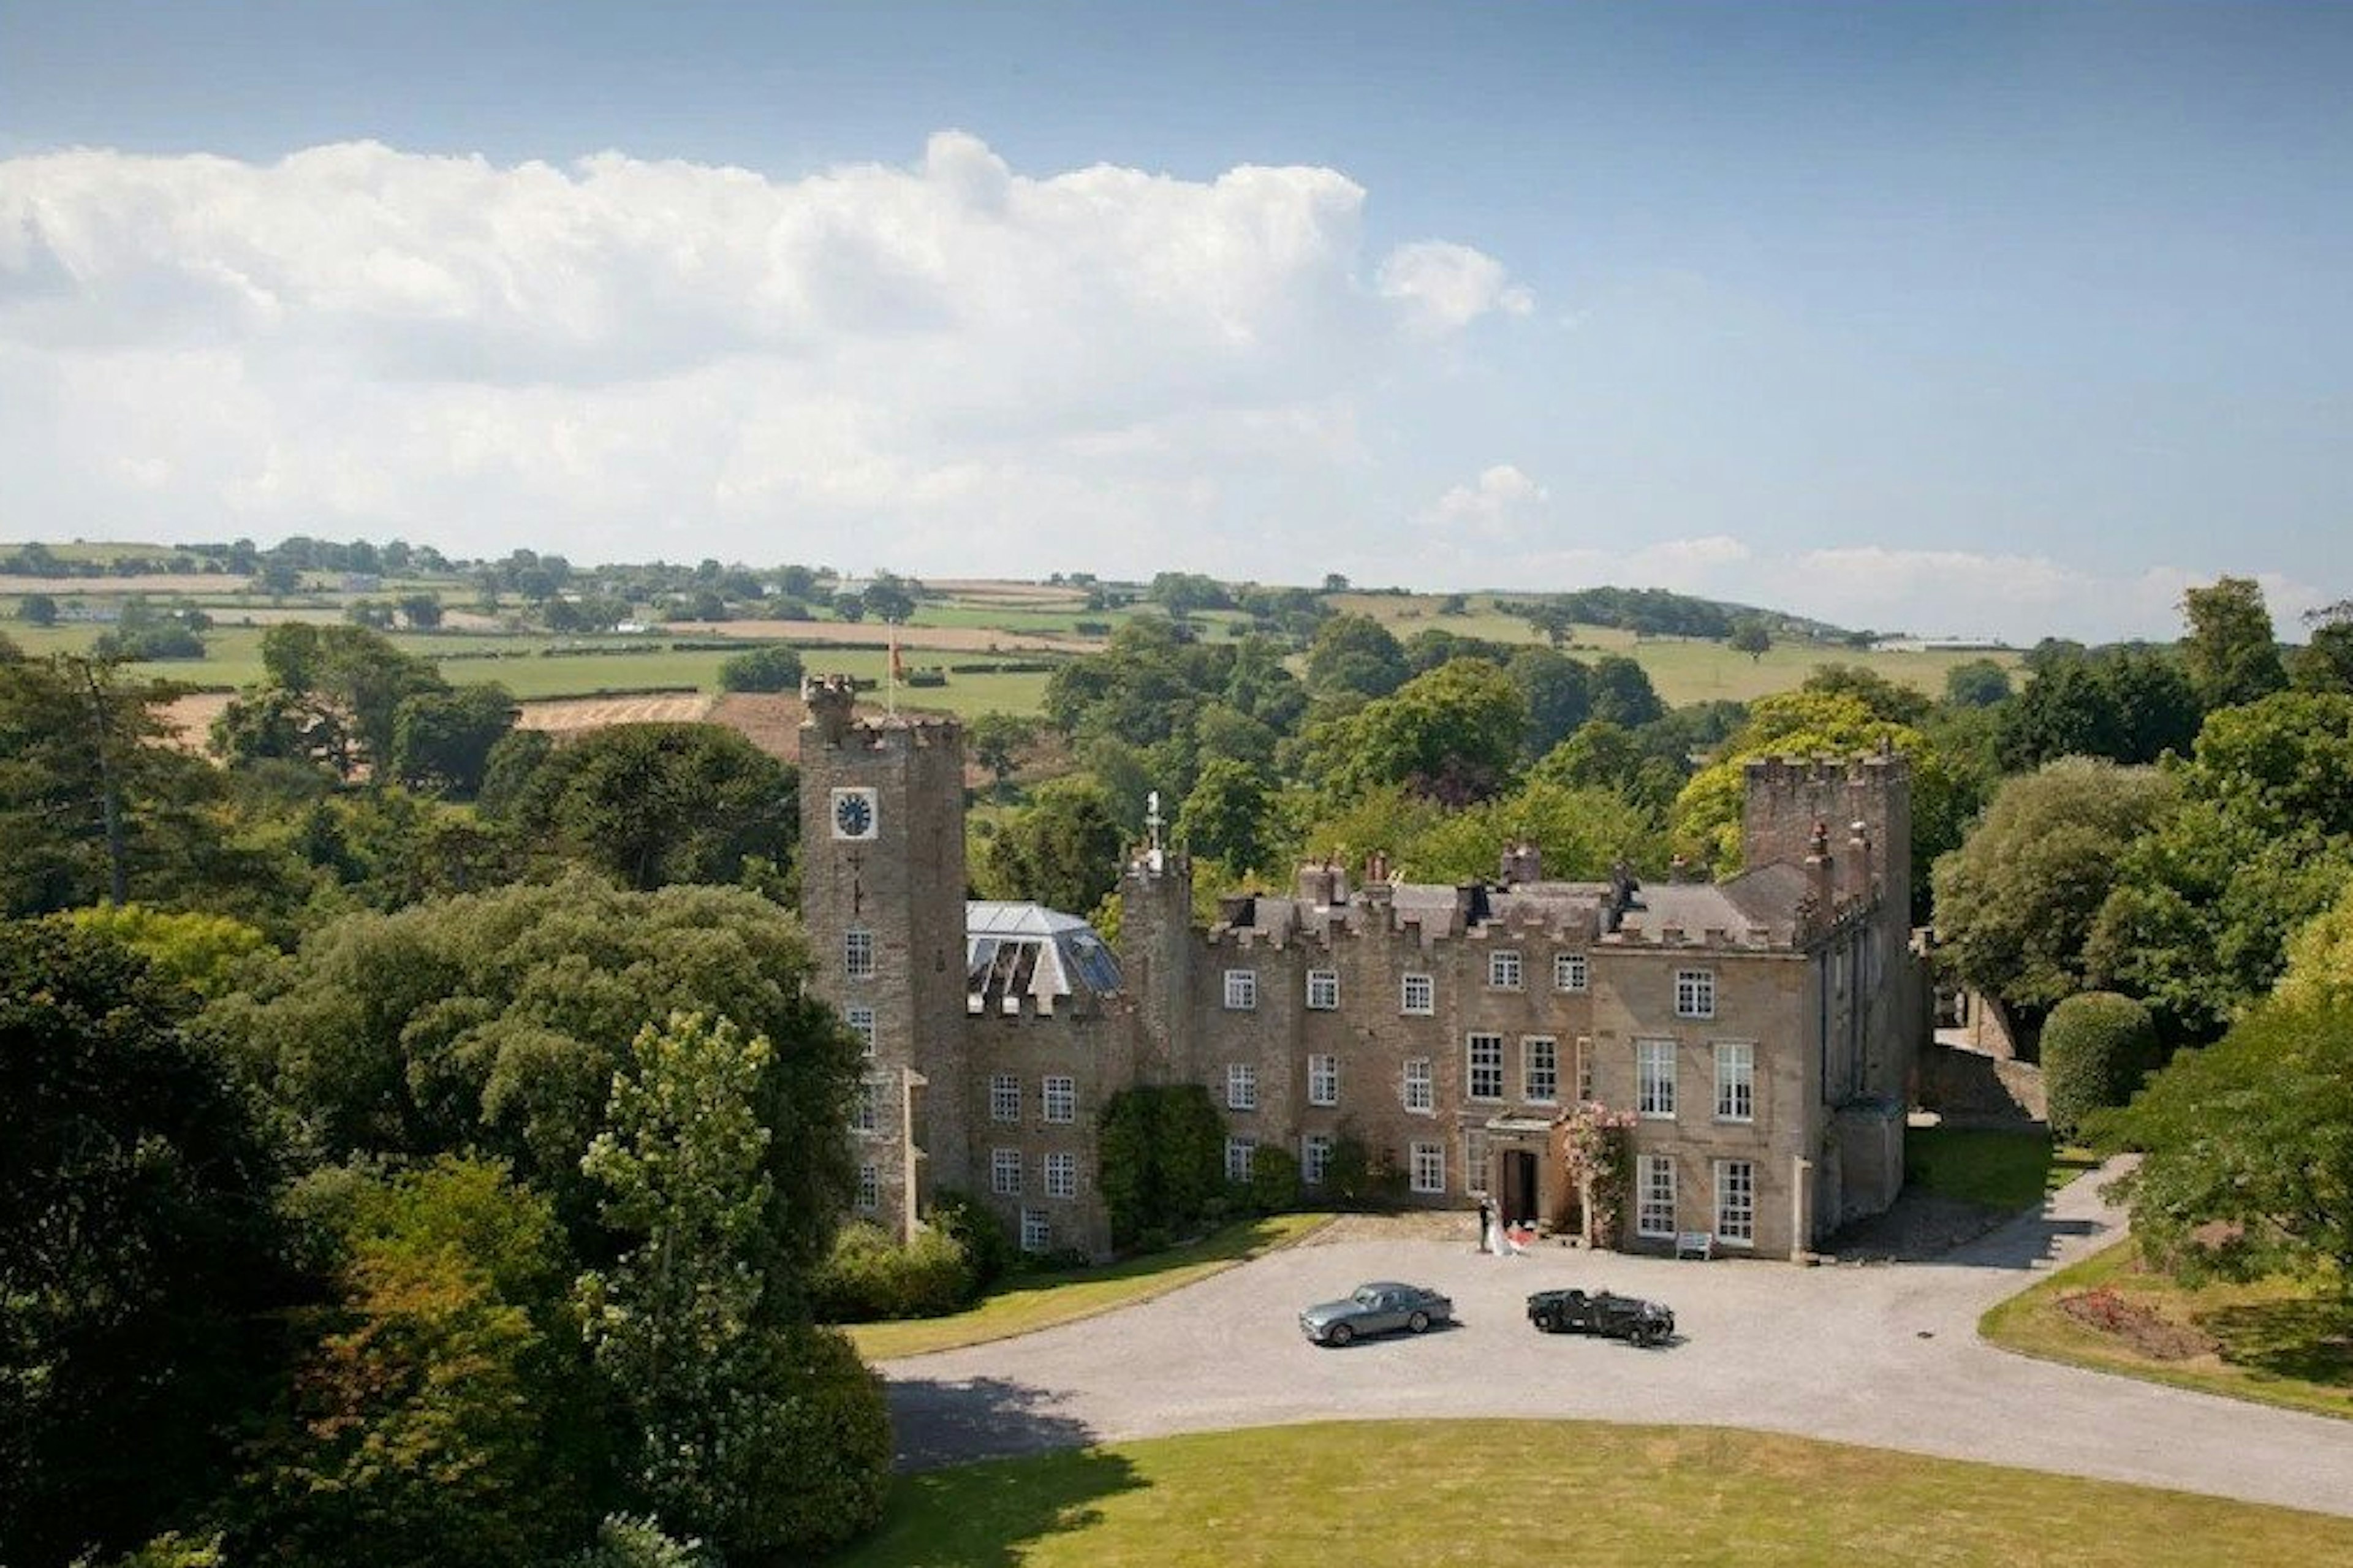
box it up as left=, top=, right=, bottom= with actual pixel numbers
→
left=798, top=675, right=1923, bottom=1262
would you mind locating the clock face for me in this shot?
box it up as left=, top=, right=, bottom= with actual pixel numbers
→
left=832, top=787, right=879, bottom=841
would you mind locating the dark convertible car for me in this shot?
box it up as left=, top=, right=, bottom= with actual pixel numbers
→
left=1525, top=1287, right=1675, bottom=1347
left=1299, top=1281, right=1454, bottom=1346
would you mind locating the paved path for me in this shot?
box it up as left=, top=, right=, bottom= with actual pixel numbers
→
left=882, top=1161, right=2353, bottom=1517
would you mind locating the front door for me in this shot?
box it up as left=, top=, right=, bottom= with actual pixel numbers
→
left=1503, top=1149, right=1539, bottom=1225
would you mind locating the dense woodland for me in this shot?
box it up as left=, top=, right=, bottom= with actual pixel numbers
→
left=5, top=551, right=2352, bottom=1566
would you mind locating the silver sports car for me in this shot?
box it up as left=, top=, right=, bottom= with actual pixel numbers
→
left=1298, top=1281, right=1455, bottom=1347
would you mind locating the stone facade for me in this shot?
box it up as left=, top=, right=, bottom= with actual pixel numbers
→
left=798, top=680, right=1923, bottom=1262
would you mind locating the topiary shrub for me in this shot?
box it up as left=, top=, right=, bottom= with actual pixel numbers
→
left=2042, top=991, right=2164, bottom=1140
left=808, top=1221, right=974, bottom=1322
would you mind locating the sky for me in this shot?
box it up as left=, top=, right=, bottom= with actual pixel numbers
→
left=1, top=1, right=2347, bottom=642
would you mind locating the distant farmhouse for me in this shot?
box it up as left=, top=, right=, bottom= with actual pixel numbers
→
left=799, top=676, right=1923, bottom=1262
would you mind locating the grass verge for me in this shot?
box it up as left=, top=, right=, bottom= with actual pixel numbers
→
left=1980, top=1238, right=2353, bottom=1423
left=1904, top=1126, right=2100, bottom=1211
left=844, top=1213, right=1330, bottom=1361
left=824, top=1419, right=2353, bottom=1567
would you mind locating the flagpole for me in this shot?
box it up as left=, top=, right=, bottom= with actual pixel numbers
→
left=887, top=620, right=899, bottom=718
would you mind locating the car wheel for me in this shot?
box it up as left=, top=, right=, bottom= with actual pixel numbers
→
left=1407, top=1311, right=1430, bottom=1334
left=1534, top=1311, right=1557, bottom=1333
left=1327, top=1323, right=1354, bottom=1347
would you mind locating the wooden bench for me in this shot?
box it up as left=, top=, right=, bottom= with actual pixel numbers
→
left=1675, top=1231, right=1716, bottom=1261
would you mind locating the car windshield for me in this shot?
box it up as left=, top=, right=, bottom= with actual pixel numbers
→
left=1351, top=1286, right=1385, bottom=1306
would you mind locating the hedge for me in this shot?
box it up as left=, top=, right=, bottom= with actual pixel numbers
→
left=2042, top=991, right=2163, bottom=1139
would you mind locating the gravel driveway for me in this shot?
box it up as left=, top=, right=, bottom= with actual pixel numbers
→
left=881, top=1160, right=2353, bottom=1517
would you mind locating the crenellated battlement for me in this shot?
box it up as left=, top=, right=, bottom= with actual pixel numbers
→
left=798, top=672, right=961, bottom=750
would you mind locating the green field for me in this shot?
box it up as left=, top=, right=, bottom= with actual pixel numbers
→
left=2, top=619, right=1064, bottom=715
left=825, top=1420, right=2353, bottom=1567
left=7, top=577, right=2021, bottom=715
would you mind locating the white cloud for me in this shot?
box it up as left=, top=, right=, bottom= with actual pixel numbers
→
left=0, top=134, right=1532, bottom=570
left=1375, top=240, right=1536, bottom=333
left=1423, top=463, right=1549, bottom=538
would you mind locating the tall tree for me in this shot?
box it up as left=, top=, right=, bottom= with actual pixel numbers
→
left=202, top=874, right=858, bottom=1251
left=578, top=1013, right=889, bottom=1561
left=1, top=920, right=288, bottom=1567
left=238, top=1159, right=594, bottom=1568
left=2180, top=575, right=2287, bottom=710
left=0, top=651, right=224, bottom=915
left=1930, top=759, right=2181, bottom=1018
left=491, top=722, right=798, bottom=890
left=2110, top=990, right=2353, bottom=1289
left=985, top=777, right=1126, bottom=914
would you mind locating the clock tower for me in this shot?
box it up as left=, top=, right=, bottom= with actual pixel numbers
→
left=798, top=675, right=971, bottom=1242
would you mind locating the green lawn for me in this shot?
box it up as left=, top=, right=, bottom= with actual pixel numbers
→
left=1981, top=1239, right=2353, bottom=1423
left=843, top=1214, right=1329, bottom=1361
left=1904, top=1127, right=2100, bottom=1212
left=824, top=1420, right=2353, bottom=1567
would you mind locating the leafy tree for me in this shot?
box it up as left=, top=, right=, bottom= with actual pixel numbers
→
left=1799, top=663, right=1931, bottom=727
left=18, top=591, right=59, bottom=626
left=577, top=1012, right=889, bottom=1561
left=1308, top=658, right=1526, bottom=806
left=1, top=920, right=288, bottom=1567
left=1303, top=613, right=1409, bottom=701
left=1532, top=718, right=1687, bottom=818
left=1583, top=654, right=1665, bottom=729
left=60, top=903, right=269, bottom=999
left=716, top=644, right=805, bottom=694
left=202, top=874, right=859, bottom=1252
left=1145, top=572, right=1233, bottom=615
left=1729, top=618, right=1771, bottom=662
left=1506, top=646, right=1592, bottom=757
left=2273, top=877, right=2353, bottom=1015
left=1295, top=784, right=1447, bottom=873
left=2086, top=802, right=2353, bottom=1043
left=1, top=651, right=227, bottom=914
left=1176, top=757, right=1279, bottom=874
left=1930, top=759, right=2180, bottom=1017
left=390, top=682, right=517, bottom=798
left=2180, top=575, right=2286, bottom=710
left=858, top=572, right=919, bottom=623
left=2109, top=991, right=2353, bottom=1290
left=985, top=776, right=1126, bottom=914
left=1519, top=599, right=1576, bottom=648
left=1405, top=779, right=1664, bottom=884
left=1944, top=659, right=2014, bottom=708
left=966, top=711, right=1037, bottom=794
left=2039, top=992, right=2162, bottom=1139
left=1993, top=647, right=2202, bottom=770
left=239, top=1159, right=594, bottom=1568
left=397, top=592, right=444, bottom=629
left=2082, top=692, right=2353, bottom=1039
left=2289, top=599, right=2353, bottom=695
left=493, top=723, right=798, bottom=890
left=217, top=623, right=447, bottom=781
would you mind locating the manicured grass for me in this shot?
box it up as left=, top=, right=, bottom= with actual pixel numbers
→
left=1981, top=1239, right=2353, bottom=1423
left=825, top=1420, right=2353, bottom=1567
left=843, top=1213, right=1330, bottom=1362
left=1904, top=1126, right=2100, bottom=1212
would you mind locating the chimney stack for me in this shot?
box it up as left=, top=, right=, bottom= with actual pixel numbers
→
left=1805, top=819, right=1835, bottom=912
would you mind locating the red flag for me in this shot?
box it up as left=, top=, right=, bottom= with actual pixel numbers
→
left=890, top=626, right=906, bottom=684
